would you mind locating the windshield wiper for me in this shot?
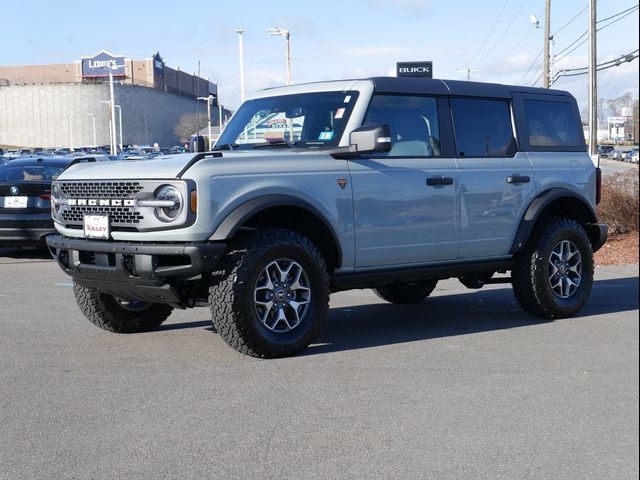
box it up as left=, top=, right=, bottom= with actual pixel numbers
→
left=252, top=141, right=295, bottom=149
left=212, top=143, right=238, bottom=151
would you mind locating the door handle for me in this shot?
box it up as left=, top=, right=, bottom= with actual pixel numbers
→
left=426, top=177, right=454, bottom=186
left=506, top=175, right=530, bottom=184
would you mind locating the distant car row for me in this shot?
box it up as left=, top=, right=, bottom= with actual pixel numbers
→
left=0, top=145, right=188, bottom=162
left=598, top=145, right=639, bottom=164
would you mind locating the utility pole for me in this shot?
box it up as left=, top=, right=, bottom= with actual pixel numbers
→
left=588, top=0, right=598, bottom=157
left=543, top=0, right=551, bottom=88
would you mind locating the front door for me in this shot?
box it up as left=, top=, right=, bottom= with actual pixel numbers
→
left=349, top=94, right=459, bottom=268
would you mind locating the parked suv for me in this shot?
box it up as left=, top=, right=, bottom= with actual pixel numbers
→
left=47, top=77, right=606, bottom=357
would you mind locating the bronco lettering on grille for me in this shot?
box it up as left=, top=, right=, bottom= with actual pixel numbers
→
left=68, top=199, right=136, bottom=206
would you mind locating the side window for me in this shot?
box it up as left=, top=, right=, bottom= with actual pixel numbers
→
left=364, top=95, right=441, bottom=157
left=524, top=100, right=581, bottom=147
left=450, top=98, right=516, bottom=157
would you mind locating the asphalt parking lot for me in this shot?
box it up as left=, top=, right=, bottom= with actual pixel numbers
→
left=0, top=248, right=638, bottom=480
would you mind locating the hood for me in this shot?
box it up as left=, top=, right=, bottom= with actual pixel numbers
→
left=57, top=149, right=332, bottom=181
left=58, top=153, right=199, bottom=180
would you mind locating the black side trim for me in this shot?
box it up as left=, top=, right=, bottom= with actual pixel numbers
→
left=209, top=194, right=343, bottom=267
left=510, top=188, right=598, bottom=254
left=176, top=152, right=223, bottom=178
left=331, top=259, right=514, bottom=292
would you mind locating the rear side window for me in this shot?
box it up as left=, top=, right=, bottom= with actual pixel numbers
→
left=524, top=100, right=581, bottom=147
left=450, top=98, right=515, bottom=157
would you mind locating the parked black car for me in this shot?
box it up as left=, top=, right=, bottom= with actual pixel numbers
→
left=0, top=157, right=77, bottom=246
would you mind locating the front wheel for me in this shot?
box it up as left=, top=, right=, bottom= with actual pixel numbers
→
left=512, top=217, right=594, bottom=319
left=73, top=282, right=173, bottom=333
left=209, top=229, right=329, bottom=358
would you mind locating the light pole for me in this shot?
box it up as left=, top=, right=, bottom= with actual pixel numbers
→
left=588, top=0, right=597, bottom=157
left=68, top=115, right=74, bottom=151
left=267, top=27, right=291, bottom=85
left=197, top=95, right=213, bottom=151
left=234, top=29, right=245, bottom=102
left=88, top=113, right=96, bottom=148
left=108, top=72, right=117, bottom=154
left=114, top=104, right=123, bottom=152
left=99, top=100, right=114, bottom=154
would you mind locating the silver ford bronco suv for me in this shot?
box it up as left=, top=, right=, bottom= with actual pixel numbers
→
left=47, top=77, right=607, bottom=357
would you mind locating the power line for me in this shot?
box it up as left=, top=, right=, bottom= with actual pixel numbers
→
left=552, top=49, right=639, bottom=83
left=518, top=47, right=543, bottom=85
left=476, top=0, right=527, bottom=65
left=465, top=0, right=511, bottom=67
left=555, top=5, right=639, bottom=62
left=552, top=5, right=588, bottom=37
left=597, top=3, right=639, bottom=24
left=554, top=5, right=639, bottom=65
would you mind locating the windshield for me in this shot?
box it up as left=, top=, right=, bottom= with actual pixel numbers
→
left=0, top=164, right=65, bottom=182
left=217, top=91, right=359, bottom=149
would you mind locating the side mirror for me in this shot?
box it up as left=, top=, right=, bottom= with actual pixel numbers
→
left=349, top=124, right=392, bottom=154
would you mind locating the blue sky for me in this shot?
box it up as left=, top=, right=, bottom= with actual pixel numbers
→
left=3, top=0, right=638, bottom=110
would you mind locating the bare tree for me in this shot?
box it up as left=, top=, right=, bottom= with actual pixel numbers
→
left=174, top=113, right=209, bottom=143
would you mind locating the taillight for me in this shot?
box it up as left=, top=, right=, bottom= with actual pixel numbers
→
left=38, top=194, right=52, bottom=200
left=595, top=167, right=602, bottom=205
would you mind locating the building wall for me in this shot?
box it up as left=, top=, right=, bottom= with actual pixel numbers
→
left=0, top=63, right=80, bottom=84
left=0, top=83, right=204, bottom=148
left=0, top=59, right=215, bottom=99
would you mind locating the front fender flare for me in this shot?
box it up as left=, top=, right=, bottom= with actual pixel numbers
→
left=208, top=194, right=343, bottom=266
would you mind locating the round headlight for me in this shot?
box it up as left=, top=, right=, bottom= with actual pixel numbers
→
left=52, top=183, right=62, bottom=199
left=155, top=185, right=183, bottom=222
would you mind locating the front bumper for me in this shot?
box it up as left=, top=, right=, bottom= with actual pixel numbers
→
left=46, top=235, right=226, bottom=307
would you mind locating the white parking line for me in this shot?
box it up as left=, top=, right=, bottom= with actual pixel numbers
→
left=54, top=283, right=74, bottom=288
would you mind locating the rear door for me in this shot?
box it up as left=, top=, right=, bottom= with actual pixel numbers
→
left=452, top=97, right=536, bottom=258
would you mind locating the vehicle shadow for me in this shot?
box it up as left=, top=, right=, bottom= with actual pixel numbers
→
left=150, top=276, right=639, bottom=353
left=302, top=276, right=639, bottom=356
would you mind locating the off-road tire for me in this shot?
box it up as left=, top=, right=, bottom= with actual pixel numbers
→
left=209, top=229, right=330, bottom=358
left=373, top=280, right=438, bottom=304
left=512, top=217, right=594, bottom=319
left=73, top=282, right=173, bottom=333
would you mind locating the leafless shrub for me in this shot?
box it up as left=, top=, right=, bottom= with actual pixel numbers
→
left=597, top=170, right=639, bottom=234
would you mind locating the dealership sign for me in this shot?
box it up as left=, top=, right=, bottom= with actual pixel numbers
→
left=81, top=51, right=126, bottom=77
left=396, top=61, right=433, bottom=78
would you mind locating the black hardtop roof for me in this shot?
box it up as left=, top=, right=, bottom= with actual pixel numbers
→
left=367, top=76, right=572, bottom=99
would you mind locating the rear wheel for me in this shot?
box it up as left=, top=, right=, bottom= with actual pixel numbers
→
left=373, top=280, right=438, bottom=304
left=512, top=217, right=594, bottom=319
left=209, top=229, right=329, bottom=358
left=73, top=282, right=173, bottom=333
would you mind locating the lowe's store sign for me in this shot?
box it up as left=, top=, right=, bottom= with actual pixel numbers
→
left=81, top=51, right=126, bottom=77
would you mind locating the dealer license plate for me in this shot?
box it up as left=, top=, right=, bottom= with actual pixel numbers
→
left=83, top=214, right=110, bottom=239
left=3, top=196, right=28, bottom=208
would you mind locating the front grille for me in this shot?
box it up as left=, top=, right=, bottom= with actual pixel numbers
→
left=53, top=179, right=193, bottom=232
left=60, top=181, right=144, bottom=198
left=61, top=206, right=144, bottom=224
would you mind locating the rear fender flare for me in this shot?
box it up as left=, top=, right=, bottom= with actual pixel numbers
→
left=510, top=188, right=598, bottom=254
